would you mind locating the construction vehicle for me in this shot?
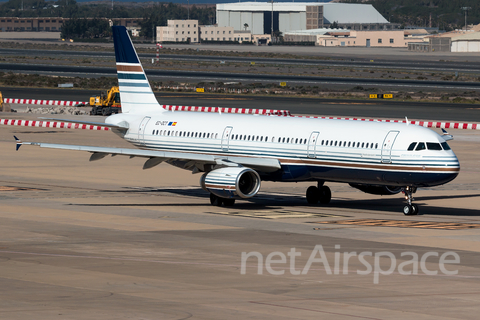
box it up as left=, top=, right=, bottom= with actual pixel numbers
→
left=0, top=91, right=3, bottom=111
left=85, top=86, right=121, bottom=116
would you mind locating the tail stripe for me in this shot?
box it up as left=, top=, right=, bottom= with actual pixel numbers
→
left=118, top=73, right=147, bottom=80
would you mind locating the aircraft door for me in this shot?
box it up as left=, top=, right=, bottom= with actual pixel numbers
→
left=138, top=116, right=151, bottom=145
left=307, top=131, right=320, bottom=158
left=381, top=130, right=399, bottom=163
left=221, top=126, right=233, bottom=152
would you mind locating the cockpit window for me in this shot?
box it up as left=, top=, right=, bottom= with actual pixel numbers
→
left=427, top=142, right=442, bottom=150
left=441, top=142, right=451, bottom=150
left=407, top=142, right=417, bottom=151
left=415, top=142, right=426, bottom=151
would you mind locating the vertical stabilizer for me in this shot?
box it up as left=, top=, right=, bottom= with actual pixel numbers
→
left=112, top=26, right=161, bottom=114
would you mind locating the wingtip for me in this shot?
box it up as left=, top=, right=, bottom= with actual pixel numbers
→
left=14, top=135, right=22, bottom=151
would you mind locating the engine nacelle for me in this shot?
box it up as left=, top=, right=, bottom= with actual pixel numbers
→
left=349, top=183, right=402, bottom=195
left=200, top=167, right=261, bottom=199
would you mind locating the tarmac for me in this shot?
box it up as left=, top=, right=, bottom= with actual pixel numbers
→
left=0, top=113, right=480, bottom=319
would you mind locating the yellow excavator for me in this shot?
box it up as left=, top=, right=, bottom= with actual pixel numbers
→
left=87, top=86, right=121, bottom=116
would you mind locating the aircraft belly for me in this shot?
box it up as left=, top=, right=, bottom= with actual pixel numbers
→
left=262, top=164, right=459, bottom=187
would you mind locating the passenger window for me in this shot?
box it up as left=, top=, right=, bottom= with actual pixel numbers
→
left=207, top=133, right=210, bottom=138
left=287, top=138, right=290, bottom=143
left=357, top=142, right=360, bottom=147
left=407, top=142, right=417, bottom=151
left=375, top=143, right=378, bottom=149
left=441, top=142, right=451, bottom=150
left=427, top=142, right=442, bottom=150
left=330, top=141, right=334, bottom=146
left=415, top=142, right=426, bottom=151
left=266, top=136, right=268, bottom=141
left=348, top=142, right=351, bottom=147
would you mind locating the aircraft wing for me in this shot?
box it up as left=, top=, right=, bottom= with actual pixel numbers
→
left=14, top=137, right=281, bottom=172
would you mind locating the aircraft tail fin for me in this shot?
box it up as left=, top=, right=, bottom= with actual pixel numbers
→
left=112, top=26, right=162, bottom=114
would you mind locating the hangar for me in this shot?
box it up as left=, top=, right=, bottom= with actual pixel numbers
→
left=216, top=2, right=394, bottom=35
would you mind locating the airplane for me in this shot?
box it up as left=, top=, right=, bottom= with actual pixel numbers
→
left=14, top=26, right=460, bottom=215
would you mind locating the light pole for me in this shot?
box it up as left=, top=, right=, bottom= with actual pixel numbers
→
left=461, top=7, right=471, bottom=32
left=271, top=0, right=274, bottom=43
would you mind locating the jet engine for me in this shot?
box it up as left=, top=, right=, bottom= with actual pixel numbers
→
left=349, top=183, right=402, bottom=195
left=200, top=167, right=261, bottom=199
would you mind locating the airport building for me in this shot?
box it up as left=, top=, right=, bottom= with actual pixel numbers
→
left=157, top=20, right=199, bottom=43
left=284, top=29, right=423, bottom=47
left=0, top=17, right=139, bottom=32
left=216, top=2, right=398, bottom=35
left=157, top=19, right=271, bottom=44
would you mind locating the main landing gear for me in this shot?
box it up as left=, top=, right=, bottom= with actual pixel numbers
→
left=210, top=193, right=235, bottom=207
left=306, top=181, right=331, bottom=205
left=402, top=186, right=419, bottom=215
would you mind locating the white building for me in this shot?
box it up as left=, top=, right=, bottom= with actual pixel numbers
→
left=157, top=20, right=199, bottom=43
left=200, top=25, right=253, bottom=43
left=216, top=2, right=393, bottom=35
left=451, top=32, right=480, bottom=52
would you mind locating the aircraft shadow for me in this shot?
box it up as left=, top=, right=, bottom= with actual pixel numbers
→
left=72, top=188, right=480, bottom=217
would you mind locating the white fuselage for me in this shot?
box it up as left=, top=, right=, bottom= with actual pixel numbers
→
left=106, top=110, right=460, bottom=187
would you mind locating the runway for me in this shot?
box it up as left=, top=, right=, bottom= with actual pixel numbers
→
left=2, top=62, right=480, bottom=90
left=1, top=109, right=480, bottom=318
left=3, top=47, right=480, bottom=72
left=2, top=86, right=480, bottom=122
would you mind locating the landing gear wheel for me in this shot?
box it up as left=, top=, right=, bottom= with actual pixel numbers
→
left=319, top=186, right=331, bottom=204
left=402, top=186, right=419, bottom=215
left=306, top=186, right=320, bottom=204
left=403, top=205, right=413, bottom=215
left=210, top=194, right=223, bottom=206
left=411, top=204, right=419, bottom=215
left=223, top=198, right=236, bottom=207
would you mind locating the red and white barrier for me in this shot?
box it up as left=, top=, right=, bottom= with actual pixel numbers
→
left=0, top=119, right=110, bottom=131
left=295, top=116, right=480, bottom=130
left=4, top=99, right=87, bottom=106
left=4, top=98, right=479, bottom=130
left=5, top=99, right=291, bottom=116
left=161, top=105, right=291, bottom=116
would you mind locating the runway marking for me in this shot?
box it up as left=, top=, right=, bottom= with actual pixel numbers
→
left=310, top=219, right=480, bottom=230
left=207, top=210, right=348, bottom=219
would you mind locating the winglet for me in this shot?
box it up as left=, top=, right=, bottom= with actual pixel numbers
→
left=14, top=135, right=22, bottom=151
left=441, top=128, right=454, bottom=141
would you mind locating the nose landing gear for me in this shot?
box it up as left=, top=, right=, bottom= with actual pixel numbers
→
left=402, top=186, right=419, bottom=215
